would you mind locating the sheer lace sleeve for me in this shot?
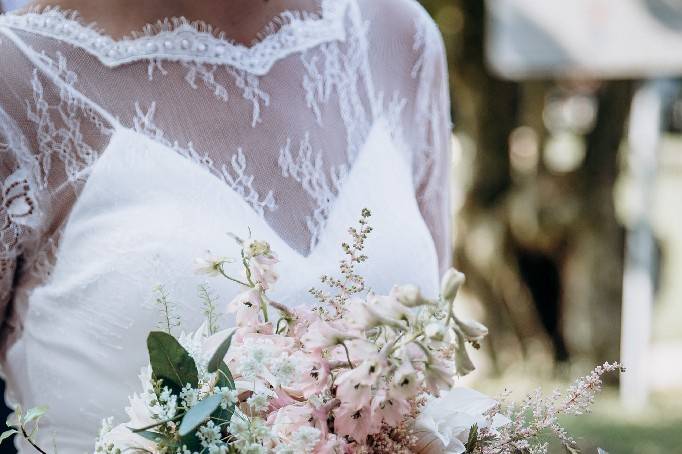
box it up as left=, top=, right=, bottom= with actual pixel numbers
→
left=0, top=107, right=42, bottom=352
left=412, top=9, right=453, bottom=273
left=363, top=0, right=453, bottom=272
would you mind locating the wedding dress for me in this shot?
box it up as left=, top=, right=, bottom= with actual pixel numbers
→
left=0, top=0, right=452, bottom=452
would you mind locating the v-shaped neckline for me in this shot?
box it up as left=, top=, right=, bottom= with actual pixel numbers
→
left=101, top=118, right=410, bottom=261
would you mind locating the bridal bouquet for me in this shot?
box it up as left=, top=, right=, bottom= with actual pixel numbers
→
left=3, top=210, right=621, bottom=454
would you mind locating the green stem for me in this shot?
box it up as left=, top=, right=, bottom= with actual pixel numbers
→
left=340, top=342, right=354, bottom=369
left=20, top=426, right=47, bottom=454
left=218, top=266, right=250, bottom=288
left=131, top=413, right=184, bottom=433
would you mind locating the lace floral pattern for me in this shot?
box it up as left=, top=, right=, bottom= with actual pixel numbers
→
left=0, top=168, right=38, bottom=255
left=0, top=0, right=351, bottom=74
left=278, top=133, right=347, bottom=250
left=0, top=0, right=452, bottom=361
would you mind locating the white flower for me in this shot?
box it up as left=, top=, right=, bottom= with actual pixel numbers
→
left=244, top=240, right=273, bottom=258
left=244, top=240, right=279, bottom=289
left=367, top=293, right=413, bottom=326
left=300, top=320, right=353, bottom=350
left=291, top=426, right=321, bottom=452
left=391, top=360, right=420, bottom=399
left=195, top=254, right=230, bottom=277
left=198, top=421, right=222, bottom=447
left=454, top=315, right=488, bottom=343
left=180, top=384, right=199, bottom=409
left=415, top=388, right=509, bottom=454
left=247, top=393, right=271, bottom=413
left=424, top=322, right=452, bottom=346
left=96, top=423, right=156, bottom=454
left=423, top=362, right=455, bottom=395
left=345, top=296, right=402, bottom=330
left=125, top=392, right=156, bottom=430
left=441, top=268, right=465, bottom=302
left=227, top=288, right=263, bottom=328
left=391, top=284, right=432, bottom=307
left=217, top=387, right=238, bottom=410
left=271, top=355, right=298, bottom=387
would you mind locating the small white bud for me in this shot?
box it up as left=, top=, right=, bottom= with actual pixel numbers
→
left=392, top=284, right=433, bottom=307
left=454, top=315, right=488, bottom=342
left=441, top=268, right=465, bottom=302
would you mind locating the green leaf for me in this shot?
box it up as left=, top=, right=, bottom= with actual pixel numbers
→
left=178, top=394, right=223, bottom=437
left=135, top=430, right=169, bottom=444
left=0, top=429, right=17, bottom=444
left=216, top=361, right=235, bottom=390
left=207, top=329, right=236, bottom=373
left=464, top=423, right=478, bottom=453
left=213, top=364, right=235, bottom=425
left=147, top=331, right=198, bottom=394
left=23, top=406, right=48, bottom=424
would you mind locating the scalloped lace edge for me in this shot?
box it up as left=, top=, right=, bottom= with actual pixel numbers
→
left=0, top=0, right=350, bottom=75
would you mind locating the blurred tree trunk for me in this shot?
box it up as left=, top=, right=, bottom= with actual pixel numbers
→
left=426, top=0, right=634, bottom=370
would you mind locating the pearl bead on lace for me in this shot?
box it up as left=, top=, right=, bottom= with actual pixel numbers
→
left=2, top=0, right=350, bottom=74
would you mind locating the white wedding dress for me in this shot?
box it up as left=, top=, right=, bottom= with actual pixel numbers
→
left=0, top=1, right=452, bottom=452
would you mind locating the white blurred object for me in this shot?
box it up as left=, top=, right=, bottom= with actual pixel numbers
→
left=1, top=0, right=29, bottom=12
left=620, top=79, right=677, bottom=410
left=487, top=0, right=682, bottom=79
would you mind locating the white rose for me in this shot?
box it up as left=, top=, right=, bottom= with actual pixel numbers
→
left=414, top=388, right=508, bottom=454
left=125, top=393, right=156, bottom=430
left=101, top=424, right=157, bottom=453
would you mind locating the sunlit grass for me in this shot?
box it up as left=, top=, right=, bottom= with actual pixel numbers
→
left=558, top=390, right=682, bottom=454
left=470, top=367, right=682, bottom=454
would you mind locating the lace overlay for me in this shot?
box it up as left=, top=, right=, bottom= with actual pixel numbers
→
left=0, top=2, right=451, bottom=449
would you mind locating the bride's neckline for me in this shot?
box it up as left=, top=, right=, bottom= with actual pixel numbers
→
left=0, top=0, right=350, bottom=75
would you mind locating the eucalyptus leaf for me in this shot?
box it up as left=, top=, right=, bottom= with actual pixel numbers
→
left=0, top=429, right=17, bottom=444
left=178, top=394, right=222, bottom=437
left=23, top=406, right=48, bottom=424
left=207, top=329, right=236, bottom=373
left=147, top=331, right=198, bottom=393
left=217, top=361, right=235, bottom=390
left=135, top=430, right=170, bottom=444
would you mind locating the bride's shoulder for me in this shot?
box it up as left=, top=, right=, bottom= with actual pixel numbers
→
left=356, top=0, right=445, bottom=66
left=357, top=0, right=442, bottom=41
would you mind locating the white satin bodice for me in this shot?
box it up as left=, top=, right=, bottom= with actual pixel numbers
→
left=4, top=120, right=439, bottom=453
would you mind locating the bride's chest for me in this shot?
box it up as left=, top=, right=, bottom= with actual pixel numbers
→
left=31, top=121, right=439, bottom=329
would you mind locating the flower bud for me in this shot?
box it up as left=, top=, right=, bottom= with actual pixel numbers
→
left=440, top=268, right=465, bottom=302
left=392, top=284, right=432, bottom=307
left=245, top=240, right=272, bottom=258
left=424, top=322, right=450, bottom=344
left=454, top=330, right=476, bottom=376
left=454, top=315, right=488, bottom=342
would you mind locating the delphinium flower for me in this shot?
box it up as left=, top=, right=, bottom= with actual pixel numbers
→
left=12, top=210, right=620, bottom=454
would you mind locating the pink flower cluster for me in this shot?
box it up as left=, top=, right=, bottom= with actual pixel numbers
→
left=215, top=231, right=487, bottom=452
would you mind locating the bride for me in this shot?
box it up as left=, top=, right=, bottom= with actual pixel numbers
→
left=0, top=0, right=452, bottom=452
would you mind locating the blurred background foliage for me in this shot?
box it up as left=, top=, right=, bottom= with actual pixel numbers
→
left=418, top=1, right=682, bottom=453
